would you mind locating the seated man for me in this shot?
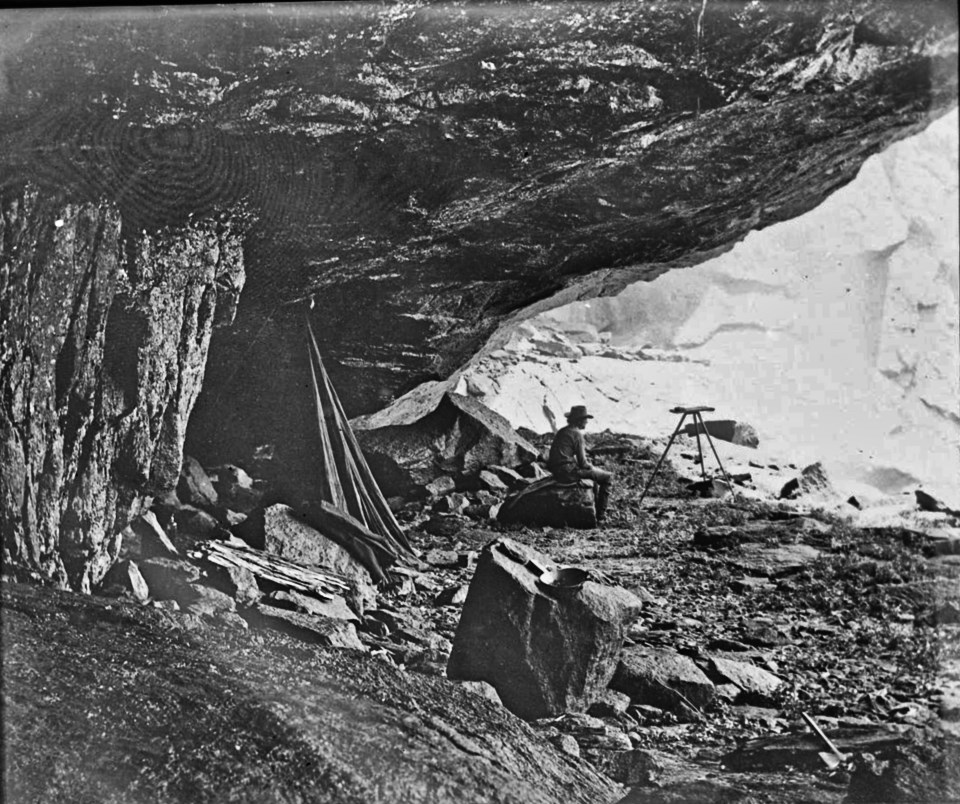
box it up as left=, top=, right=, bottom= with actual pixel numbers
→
left=547, top=405, right=613, bottom=524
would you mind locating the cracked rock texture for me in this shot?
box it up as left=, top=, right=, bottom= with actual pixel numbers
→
left=0, top=3, right=955, bottom=477
left=0, top=186, right=244, bottom=591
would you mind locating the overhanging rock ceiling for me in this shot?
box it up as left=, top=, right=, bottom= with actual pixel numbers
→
left=1, top=1, right=956, bottom=462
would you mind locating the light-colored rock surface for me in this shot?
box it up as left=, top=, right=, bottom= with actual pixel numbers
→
left=458, top=111, right=959, bottom=507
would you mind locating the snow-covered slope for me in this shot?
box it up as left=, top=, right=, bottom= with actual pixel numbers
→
left=461, top=109, right=959, bottom=505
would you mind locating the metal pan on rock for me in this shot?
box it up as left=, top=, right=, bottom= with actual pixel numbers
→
left=495, top=541, right=589, bottom=596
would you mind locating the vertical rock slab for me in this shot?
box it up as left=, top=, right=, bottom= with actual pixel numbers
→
left=0, top=185, right=244, bottom=591
left=447, top=538, right=633, bottom=720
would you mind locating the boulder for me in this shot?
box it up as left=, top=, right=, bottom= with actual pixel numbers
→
left=916, top=489, right=960, bottom=517
left=487, top=465, right=529, bottom=488
left=434, top=493, right=469, bottom=514
left=780, top=461, right=835, bottom=500
left=173, top=506, right=223, bottom=541
left=183, top=585, right=237, bottom=619
left=435, top=584, right=469, bottom=606
left=730, top=543, right=821, bottom=577
left=517, top=462, right=552, bottom=481
left=531, top=338, right=582, bottom=359
left=235, top=504, right=377, bottom=614
left=610, top=646, right=716, bottom=711
left=211, top=464, right=263, bottom=514
left=738, top=619, right=788, bottom=647
left=268, top=590, right=358, bottom=622
left=177, top=455, right=218, bottom=508
left=545, top=321, right=600, bottom=345
left=98, top=559, right=150, bottom=603
left=447, top=538, right=634, bottom=720
left=457, top=680, right=503, bottom=706
left=248, top=604, right=366, bottom=650
left=118, top=511, right=179, bottom=561
left=136, top=557, right=203, bottom=605
left=586, top=690, right=632, bottom=718
left=352, top=388, right=537, bottom=496
left=497, top=478, right=597, bottom=529
left=425, top=475, right=457, bottom=498
left=424, top=549, right=459, bottom=568
left=478, top=470, right=510, bottom=493
left=594, top=747, right=694, bottom=787
left=706, top=657, right=783, bottom=705
left=686, top=478, right=731, bottom=499
left=423, top=514, right=466, bottom=539
left=134, top=557, right=237, bottom=621
left=205, top=562, right=262, bottom=608
left=681, top=419, right=759, bottom=449
left=364, top=607, right=408, bottom=632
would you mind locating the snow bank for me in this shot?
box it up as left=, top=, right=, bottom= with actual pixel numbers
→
left=461, top=110, right=959, bottom=509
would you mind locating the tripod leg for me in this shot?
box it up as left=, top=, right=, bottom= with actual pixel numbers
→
left=638, top=414, right=687, bottom=507
left=692, top=414, right=707, bottom=480
left=700, top=415, right=738, bottom=499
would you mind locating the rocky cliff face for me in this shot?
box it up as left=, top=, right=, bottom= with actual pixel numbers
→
left=0, top=3, right=955, bottom=473
left=0, top=186, right=244, bottom=590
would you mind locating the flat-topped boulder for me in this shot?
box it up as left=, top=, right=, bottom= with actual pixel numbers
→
left=497, top=478, right=597, bottom=529
left=447, top=538, right=642, bottom=720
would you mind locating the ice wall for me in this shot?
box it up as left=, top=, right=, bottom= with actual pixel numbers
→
left=483, top=110, right=959, bottom=501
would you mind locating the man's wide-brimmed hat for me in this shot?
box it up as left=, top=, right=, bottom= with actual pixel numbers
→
left=566, top=405, right=593, bottom=421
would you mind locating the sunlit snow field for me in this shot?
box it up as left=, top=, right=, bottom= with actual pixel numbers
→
left=465, top=110, right=959, bottom=508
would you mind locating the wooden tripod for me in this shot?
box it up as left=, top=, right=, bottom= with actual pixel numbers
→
left=638, top=405, right=738, bottom=506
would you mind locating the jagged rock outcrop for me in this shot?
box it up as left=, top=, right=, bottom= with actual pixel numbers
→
left=353, top=386, right=538, bottom=496
left=0, top=4, right=953, bottom=475
left=0, top=186, right=244, bottom=591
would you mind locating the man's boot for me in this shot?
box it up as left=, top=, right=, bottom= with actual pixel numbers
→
left=595, top=482, right=610, bottom=524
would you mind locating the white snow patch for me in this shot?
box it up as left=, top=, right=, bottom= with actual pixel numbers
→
left=467, top=110, right=960, bottom=510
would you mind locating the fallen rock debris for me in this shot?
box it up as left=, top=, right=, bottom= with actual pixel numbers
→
left=11, top=430, right=960, bottom=803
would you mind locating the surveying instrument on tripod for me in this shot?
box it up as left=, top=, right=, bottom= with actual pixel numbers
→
left=638, top=405, right=738, bottom=506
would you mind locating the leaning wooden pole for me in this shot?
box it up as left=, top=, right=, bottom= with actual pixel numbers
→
left=305, top=318, right=414, bottom=556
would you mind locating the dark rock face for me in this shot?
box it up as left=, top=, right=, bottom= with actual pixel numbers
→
left=0, top=4, right=954, bottom=473
left=0, top=186, right=244, bottom=591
